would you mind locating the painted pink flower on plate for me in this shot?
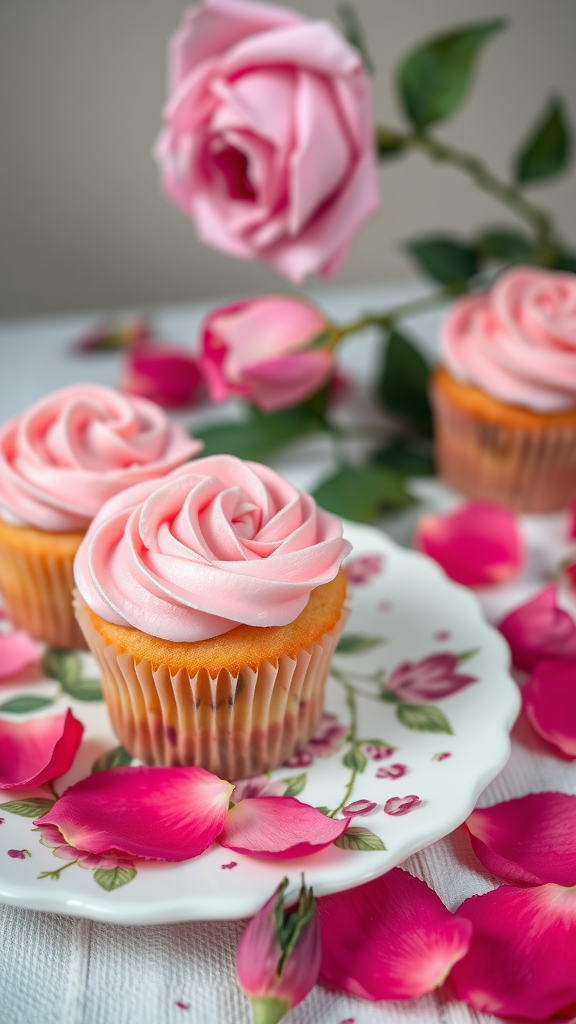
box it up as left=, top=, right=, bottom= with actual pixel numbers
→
left=498, top=584, right=576, bottom=672
left=0, top=710, right=83, bottom=791
left=376, top=764, right=408, bottom=780
left=416, top=502, right=522, bottom=587
left=156, top=0, right=380, bottom=282
left=0, top=629, right=41, bottom=680
left=385, top=653, right=477, bottom=703
left=522, top=659, right=576, bottom=759
left=284, top=713, right=347, bottom=768
left=318, top=868, right=471, bottom=1000
left=219, top=797, right=348, bottom=859
left=450, top=884, right=576, bottom=1020
left=344, top=555, right=383, bottom=585
left=232, top=775, right=287, bottom=802
left=384, top=796, right=422, bottom=816
left=365, top=743, right=395, bottom=761
left=341, top=799, right=376, bottom=818
left=466, top=792, right=576, bottom=886
left=37, top=822, right=135, bottom=871
left=36, top=766, right=233, bottom=862
left=200, top=297, right=333, bottom=412
left=123, top=346, right=202, bottom=410
left=237, top=877, right=320, bottom=1020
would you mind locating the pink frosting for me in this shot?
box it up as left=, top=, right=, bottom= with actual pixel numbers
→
left=0, top=384, right=202, bottom=531
left=74, top=455, right=351, bottom=642
left=441, top=267, right=576, bottom=412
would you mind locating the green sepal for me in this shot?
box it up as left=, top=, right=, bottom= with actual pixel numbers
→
left=250, top=996, right=291, bottom=1024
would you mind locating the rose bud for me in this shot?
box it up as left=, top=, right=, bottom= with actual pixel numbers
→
left=236, top=876, right=320, bottom=1024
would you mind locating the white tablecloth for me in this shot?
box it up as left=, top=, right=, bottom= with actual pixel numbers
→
left=1, top=285, right=575, bottom=1024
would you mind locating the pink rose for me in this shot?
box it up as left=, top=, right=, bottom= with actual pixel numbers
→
left=123, top=345, right=202, bottom=410
left=200, top=296, right=332, bottom=411
left=155, top=0, right=380, bottom=282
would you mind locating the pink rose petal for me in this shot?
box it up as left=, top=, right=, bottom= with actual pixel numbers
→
left=218, top=797, right=348, bottom=859
left=123, top=346, right=203, bottom=410
left=523, top=659, right=576, bottom=759
left=318, top=868, right=472, bottom=1000
left=36, top=821, right=134, bottom=870
left=466, top=793, right=576, bottom=886
left=38, top=766, right=233, bottom=862
left=498, top=584, right=576, bottom=672
left=450, top=884, right=576, bottom=1020
left=341, top=799, right=376, bottom=818
left=384, top=795, right=422, bottom=816
left=0, top=710, right=83, bottom=791
left=416, top=502, right=522, bottom=587
left=0, top=630, right=42, bottom=680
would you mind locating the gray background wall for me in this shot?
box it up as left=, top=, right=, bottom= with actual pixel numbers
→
left=0, top=0, right=574, bottom=319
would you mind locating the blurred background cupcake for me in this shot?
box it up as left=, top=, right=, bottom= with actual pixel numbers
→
left=431, top=267, right=576, bottom=513
left=0, top=383, right=200, bottom=648
left=73, top=455, right=350, bottom=777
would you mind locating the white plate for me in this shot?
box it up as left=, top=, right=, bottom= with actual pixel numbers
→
left=0, top=522, right=519, bottom=924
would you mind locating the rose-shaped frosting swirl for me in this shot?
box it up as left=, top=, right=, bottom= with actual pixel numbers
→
left=74, top=455, right=351, bottom=642
left=441, top=267, right=576, bottom=412
left=0, top=384, right=202, bottom=531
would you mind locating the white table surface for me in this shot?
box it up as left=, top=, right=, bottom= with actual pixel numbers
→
left=1, top=285, right=575, bottom=1024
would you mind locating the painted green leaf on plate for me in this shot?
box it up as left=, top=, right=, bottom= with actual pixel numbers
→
left=396, top=703, right=454, bottom=734
left=93, top=867, right=137, bottom=892
left=335, top=827, right=386, bottom=851
left=0, top=695, right=54, bottom=714
left=336, top=634, right=385, bottom=654
left=0, top=798, right=55, bottom=817
left=281, top=773, right=307, bottom=798
left=92, top=746, right=132, bottom=773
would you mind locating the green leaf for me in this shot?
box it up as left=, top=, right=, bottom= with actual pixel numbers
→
left=63, top=676, right=103, bottom=702
left=406, top=236, right=478, bottom=285
left=376, top=127, right=407, bottom=160
left=313, top=464, right=414, bottom=524
left=372, top=439, right=435, bottom=476
left=556, top=250, right=576, bottom=274
left=458, top=647, right=480, bottom=663
left=396, top=703, right=454, bottom=734
left=0, top=797, right=55, bottom=818
left=92, top=745, right=133, bottom=773
left=397, top=19, right=506, bottom=130
left=378, top=330, right=432, bottom=434
left=315, top=806, right=332, bottom=816
left=514, top=98, right=571, bottom=184
left=476, top=227, right=535, bottom=262
left=93, top=866, right=137, bottom=891
left=281, top=773, right=307, bottom=798
left=336, top=634, right=385, bottom=654
left=193, top=404, right=326, bottom=462
left=337, top=3, right=374, bottom=74
left=0, top=695, right=54, bottom=714
left=335, top=827, right=386, bottom=851
left=342, top=747, right=368, bottom=772
left=42, top=648, right=81, bottom=688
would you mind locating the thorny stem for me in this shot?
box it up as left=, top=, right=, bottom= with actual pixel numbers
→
left=38, top=859, right=78, bottom=881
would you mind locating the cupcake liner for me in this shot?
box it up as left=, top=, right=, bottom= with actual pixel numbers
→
left=0, top=527, right=86, bottom=649
left=74, top=594, right=347, bottom=778
left=432, top=386, right=576, bottom=513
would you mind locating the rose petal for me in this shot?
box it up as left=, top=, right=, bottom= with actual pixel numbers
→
left=466, top=793, right=576, bottom=886
left=0, top=630, right=42, bottom=680
left=450, top=884, right=576, bottom=1020
left=341, top=799, right=376, bottom=818
left=38, top=766, right=233, bottom=861
left=218, top=797, right=348, bottom=858
left=523, top=658, right=576, bottom=759
left=318, top=868, right=472, bottom=1000
left=416, top=502, right=522, bottom=587
left=122, top=346, right=203, bottom=410
left=0, top=710, right=83, bottom=791
left=498, top=584, right=576, bottom=672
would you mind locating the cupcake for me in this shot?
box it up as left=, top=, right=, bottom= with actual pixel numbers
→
left=431, top=267, right=576, bottom=512
left=73, top=456, right=350, bottom=777
left=0, top=384, right=201, bottom=648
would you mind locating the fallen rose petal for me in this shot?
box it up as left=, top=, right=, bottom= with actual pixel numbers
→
left=466, top=793, right=576, bottom=886
left=416, top=502, right=522, bottom=587
left=342, top=800, right=376, bottom=818
left=36, top=821, right=135, bottom=870
left=318, top=867, right=471, bottom=1000
left=0, top=629, right=42, bottom=680
left=344, top=555, right=383, bottom=585
left=37, top=766, right=233, bottom=861
left=0, top=710, right=83, bottom=791
left=450, top=884, right=576, bottom=1020
left=523, top=659, right=576, bottom=759
left=384, top=795, right=422, bottom=816
left=122, top=346, right=203, bottom=410
left=498, top=584, right=576, bottom=672
left=219, top=797, right=348, bottom=859
left=376, top=764, right=408, bottom=780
